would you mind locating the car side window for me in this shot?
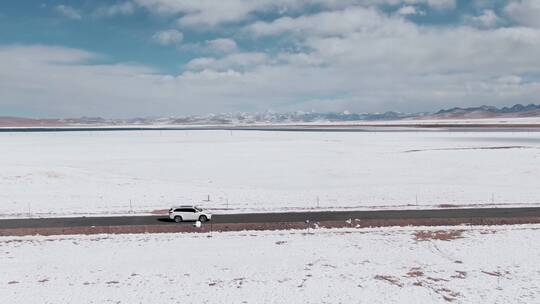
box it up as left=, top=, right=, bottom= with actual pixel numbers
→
left=174, top=208, right=196, bottom=212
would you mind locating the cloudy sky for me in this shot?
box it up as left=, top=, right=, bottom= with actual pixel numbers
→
left=1, top=0, right=539, bottom=117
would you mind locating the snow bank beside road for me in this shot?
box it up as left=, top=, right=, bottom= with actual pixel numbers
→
left=1, top=225, right=539, bottom=303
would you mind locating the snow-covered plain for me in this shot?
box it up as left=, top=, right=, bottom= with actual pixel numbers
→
left=1, top=225, right=539, bottom=303
left=1, top=130, right=540, bottom=217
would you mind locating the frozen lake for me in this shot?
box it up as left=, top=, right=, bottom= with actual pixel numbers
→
left=1, top=129, right=539, bottom=217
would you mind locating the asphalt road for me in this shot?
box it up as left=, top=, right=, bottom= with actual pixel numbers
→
left=1, top=207, right=540, bottom=229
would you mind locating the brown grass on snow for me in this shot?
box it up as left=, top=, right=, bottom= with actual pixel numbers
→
left=374, top=275, right=403, bottom=287
left=406, top=267, right=424, bottom=278
left=481, top=270, right=510, bottom=277
left=451, top=271, right=467, bottom=279
left=413, top=230, right=464, bottom=241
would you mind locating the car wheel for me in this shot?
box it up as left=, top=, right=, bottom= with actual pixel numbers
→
left=174, top=216, right=183, bottom=223
left=199, top=215, right=208, bottom=222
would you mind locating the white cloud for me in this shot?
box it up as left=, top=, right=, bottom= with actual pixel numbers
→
left=247, top=7, right=406, bottom=37
left=505, top=0, right=540, bottom=28
left=95, top=2, right=136, bottom=17
left=3, top=2, right=540, bottom=117
left=471, top=9, right=501, bottom=28
left=497, top=75, right=522, bottom=84
left=426, top=0, right=456, bottom=10
left=300, top=24, right=540, bottom=77
left=152, top=29, right=183, bottom=45
left=186, top=52, right=269, bottom=71
left=397, top=6, right=425, bottom=16
left=130, top=0, right=456, bottom=27
left=243, top=5, right=540, bottom=78
left=54, top=5, right=82, bottom=20
left=206, top=38, right=238, bottom=53
left=2, top=22, right=540, bottom=118
left=0, top=46, right=283, bottom=117
left=134, top=0, right=258, bottom=26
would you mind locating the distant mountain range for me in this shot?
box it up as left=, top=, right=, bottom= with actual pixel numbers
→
left=427, top=104, right=540, bottom=119
left=1, top=103, right=539, bottom=127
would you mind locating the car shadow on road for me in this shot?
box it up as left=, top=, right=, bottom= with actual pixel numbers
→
left=157, top=218, right=174, bottom=223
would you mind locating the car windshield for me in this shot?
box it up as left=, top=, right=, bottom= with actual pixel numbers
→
left=195, top=207, right=202, bottom=212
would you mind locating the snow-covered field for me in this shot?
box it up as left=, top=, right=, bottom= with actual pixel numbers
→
left=1, top=225, right=539, bottom=303
left=1, top=130, right=540, bottom=217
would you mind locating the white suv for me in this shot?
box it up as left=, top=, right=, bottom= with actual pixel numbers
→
left=169, top=206, right=212, bottom=223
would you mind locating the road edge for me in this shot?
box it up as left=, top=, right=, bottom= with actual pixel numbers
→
left=2, top=216, right=540, bottom=237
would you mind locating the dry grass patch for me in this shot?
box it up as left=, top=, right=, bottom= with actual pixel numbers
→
left=439, top=288, right=461, bottom=302
left=427, top=276, right=450, bottom=282
left=451, top=271, right=467, bottom=279
left=413, top=230, right=464, bottom=241
left=438, top=204, right=461, bottom=208
left=481, top=270, right=510, bottom=277
left=374, top=275, right=403, bottom=287
left=232, top=277, right=245, bottom=288
left=150, top=209, right=168, bottom=215
left=406, top=267, right=424, bottom=278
